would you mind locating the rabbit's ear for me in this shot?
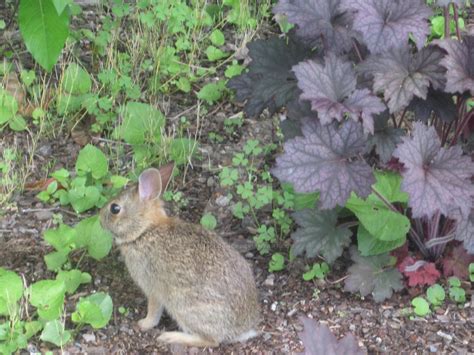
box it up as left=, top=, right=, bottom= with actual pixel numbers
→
left=158, top=162, right=174, bottom=193
left=138, top=168, right=163, bottom=200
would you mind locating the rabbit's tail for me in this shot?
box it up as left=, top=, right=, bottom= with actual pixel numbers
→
left=158, top=331, right=219, bottom=347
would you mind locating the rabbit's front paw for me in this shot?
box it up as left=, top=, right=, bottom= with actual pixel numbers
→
left=138, top=317, right=159, bottom=331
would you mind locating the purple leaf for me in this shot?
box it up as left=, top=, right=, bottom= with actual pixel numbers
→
left=453, top=209, right=474, bottom=253
left=358, top=46, right=446, bottom=113
left=408, top=88, right=457, bottom=123
left=273, top=0, right=355, bottom=54
left=291, top=208, right=352, bottom=263
left=298, top=316, right=364, bottom=355
left=367, top=111, right=404, bottom=163
left=344, top=247, right=403, bottom=302
left=272, top=119, right=375, bottom=209
left=435, top=0, right=469, bottom=7
left=342, top=0, right=432, bottom=54
left=393, top=122, right=474, bottom=219
left=435, top=36, right=474, bottom=95
left=227, top=36, right=313, bottom=117
left=294, top=54, right=385, bottom=132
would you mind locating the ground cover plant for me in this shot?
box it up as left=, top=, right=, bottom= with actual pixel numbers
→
left=229, top=0, right=474, bottom=301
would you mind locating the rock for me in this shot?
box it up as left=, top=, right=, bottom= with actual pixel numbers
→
left=245, top=252, right=254, bottom=258
left=271, top=302, right=278, bottom=312
left=34, top=210, right=53, bottom=221
left=286, top=308, right=297, bottom=317
left=430, top=345, right=438, bottom=352
left=215, top=195, right=231, bottom=207
left=436, top=331, right=453, bottom=342
left=82, top=333, right=96, bottom=343
left=264, top=274, right=275, bottom=287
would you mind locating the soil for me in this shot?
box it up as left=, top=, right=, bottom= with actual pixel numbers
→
left=1, top=2, right=473, bottom=355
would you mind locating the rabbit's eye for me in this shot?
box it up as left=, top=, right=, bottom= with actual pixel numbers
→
left=110, top=203, right=121, bottom=215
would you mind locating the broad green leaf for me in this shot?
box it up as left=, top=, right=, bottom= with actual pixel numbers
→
left=344, top=247, right=403, bottom=302
left=29, top=280, right=66, bottom=320
left=372, top=171, right=408, bottom=203
left=71, top=292, right=113, bottom=329
left=56, top=270, right=91, bottom=294
left=75, top=144, right=108, bottom=179
left=40, top=320, right=71, bottom=347
left=206, top=45, right=228, bottom=61
left=346, top=193, right=410, bottom=242
left=43, top=223, right=77, bottom=251
left=44, top=250, right=69, bottom=271
left=62, top=63, right=92, bottom=95
left=357, top=225, right=406, bottom=256
left=209, top=29, right=225, bottom=46
left=75, top=215, right=113, bottom=260
left=197, top=81, right=226, bottom=104
left=114, top=102, right=165, bottom=145
left=18, top=0, right=69, bottom=71
left=69, top=185, right=101, bottom=213
left=24, top=321, right=43, bottom=339
left=412, top=297, right=431, bottom=316
left=9, top=115, right=27, bottom=131
left=0, top=268, right=24, bottom=315
left=426, top=284, right=445, bottom=306
left=0, top=89, right=19, bottom=125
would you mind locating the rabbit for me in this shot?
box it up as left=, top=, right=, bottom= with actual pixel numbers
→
left=99, top=162, right=261, bottom=348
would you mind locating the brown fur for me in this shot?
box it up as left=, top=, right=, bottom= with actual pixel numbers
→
left=99, top=167, right=260, bottom=347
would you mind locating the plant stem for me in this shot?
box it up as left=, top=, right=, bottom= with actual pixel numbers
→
left=397, top=108, right=407, bottom=128
left=452, top=4, right=462, bottom=41
left=444, top=6, right=450, bottom=39
left=352, top=40, right=363, bottom=62
left=451, top=110, right=473, bottom=145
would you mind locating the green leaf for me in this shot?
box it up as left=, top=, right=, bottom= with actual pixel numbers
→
left=426, top=284, right=445, bottom=306
left=0, top=268, right=24, bottom=315
left=346, top=193, right=410, bottom=242
left=357, top=225, right=406, bottom=256
left=291, top=209, right=352, bottom=264
left=200, top=213, right=217, bottom=230
left=412, top=297, right=431, bottom=316
left=469, top=263, right=474, bottom=282
left=110, top=175, right=129, bottom=189
left=114, top=102, right=165, bottom=145
left=9, top=115, right=27, bottom=131
left=75, top=144, right=108, bottom=179
left=44, top=250, right=69, bottom=271
left=197, top=81, right=226, bottom=104
left=75, top=215, right=113, bottom=260
left=344, top=247, right=403, bottom=302
left=40, top=320, right=71, bottom=347
left=0, top=20, right=5, bottom=30
left=225, top=62, right=244, bottom=79
left=56, top=270, right=91, bottom=294
left=62, top=63, right=92, bottom=95
left=20, top=70, right=36, bottom=86
left=303, top=262, right=329, bottom=281
left=24, top=321, right=43, bottom=339
left=71, top=292, right=113, bottom=329
left=43, top=223, right=77, bottom=252
left=448, top=287, right=466, bottom=303
left=177, top=77, right=191, bottom=93
left=372, top=171, right=408, bottom=203
left=52, top=0, right=72, bottom=14
left=448, top=276, right=461, bottom=287
left=18, top=0, right=69, bottom=71
left=205, top=45, right=228, bottom=61
left=29, top=280, right=66, bottom=320
left=69, top=185, right=101, bottom=213
left=268, top=253, right=285, bottom=272
left=209, top=29, right=225, bottom=46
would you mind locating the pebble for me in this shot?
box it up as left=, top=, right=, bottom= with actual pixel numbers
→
left=215, top=195, right=231, bottom=207
left=430, top=345, right=438, bottom=352
left=264, top=274, right=275, bottom=287
left=286, top=308, right=297, bottom=317
left=34, top=210, right=53, bottom=221
left=349, top=324, right=356, bottom=332
left=245, top=252, right=254, bottom=258
left=271, top=302, right=278, bottom=312
left=82, top=333, right=96, bottom=343
left=436, top=330, right=453, bottom=342
left=206, top=177, right=215, bottom=187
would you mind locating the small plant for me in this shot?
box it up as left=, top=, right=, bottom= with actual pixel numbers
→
left=469, top=263, right=474, bottom=282
left=426, top=284, right=446, bottom=307
left=303, top=262, right=329, bottom=281
left=200, top=213, right=217, bottom=230
left=411, top=297, right=431, bottom=317
left=268, top=252, right=285, bottom=272
left=447, top=277, right=466, bottom=303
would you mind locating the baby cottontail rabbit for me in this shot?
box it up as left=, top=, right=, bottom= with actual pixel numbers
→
left=100, top=163, right=260, bottom=347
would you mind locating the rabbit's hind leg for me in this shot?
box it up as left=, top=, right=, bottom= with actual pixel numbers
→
left=157, top=331, right=219, bottom=347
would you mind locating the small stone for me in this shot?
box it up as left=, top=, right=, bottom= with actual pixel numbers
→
left=216, top=195, right=231, bottom=207
left=430, top=345, right=438, bottom=352
left=82, top=333, right=96, bottom=343
left=264, top=274, right=275, bottom=287
left=245, top=252, right=254, bottom=258
left=436, top=330, right=453, bottom=342
left=349, top=324, right=356, bottom=332
left=206, top=177, right=215, bottom=187
left=263, top=332, right=272, bottom=341
left=287, top=309, right=297, bottom=317
left=362, top=328, right=369, bottom=334
left=271, top=302, right=278, bottom=312
left=34, top=210, right=53, bottom=221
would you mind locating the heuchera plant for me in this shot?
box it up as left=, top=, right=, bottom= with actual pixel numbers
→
left=228, top=0, right=474, bottom=301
